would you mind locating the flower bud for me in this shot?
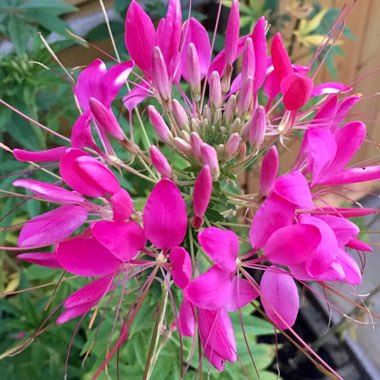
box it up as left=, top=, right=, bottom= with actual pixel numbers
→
left=148, top=105, right=172, bottom=143
left=238, top=141, right=247, bottom=161
left=231, top=118, right=241, bottom=133
left=89, top=97, right=125, bottom=140
left=224, top=95, right=236, bottom=125
left=260, top=146, right=279, bottom=196
left=201, top=143, right=219, bottom=180
left=172, top=99, right=189, bottom=130
left=238, top=76, right=253, bottom=117
left=248, top=106, right=266, bottom=151
left=209, top=71, right=222, bottom=109
left=174, top=137, right=192, bottom=155
left=225, top=0, right=240, bottom=65
left=192, top=165, right=212, bottom=229
left=242, top=37, right=255, bottom=82
left=187, top=43, right=201, bottom=99
left=202, top=104, right=212, bottom=121
left=190, top=118, right=200, bottom=133
left=152, top=46, right=172, bottom=101
left=190, top=132, right=203, bottom=160
left=149, top=146, right=172, bottom=178
left=225, top=133, right=241, bottom=161
left=213, top=109, right=222, bottom=125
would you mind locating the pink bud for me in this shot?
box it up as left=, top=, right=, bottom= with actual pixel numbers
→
left=152, top=46, right=172, bottom=100
left=237, top=76, right=253, bottom=117
left=201, top=143, right=219, bottom=180
left=172, top=99, right=189, bottom=130
left=89, top=98, right=125, bottom=140
left=149, top=146, right=172, bottom=178
left=209, top=71, right=222, bottom=109
left=148, top=105, right=172, bottom=143
left=271, top=33, right=293, bottom=82
left=224, top=95, right=236, bottom=125
left=242, top=37, right=255, bottom=82
left=192, top=165, right=212, bottom=229
left=225, top=0, right=240, bottom=65
left=190, top=132, right=203, bottom=160
left=225, top=133, right=241, bottom=161
left=238, top=141, right=247, bottom=160
left=260, top=146, right=279, bottom=196
left=187, top=43, right=201, bottom=95
left=248, top=106, right=266, bottom=150
left=110, top=188, right=134, bottom=222
left=174, top=137, right=192, bottom=155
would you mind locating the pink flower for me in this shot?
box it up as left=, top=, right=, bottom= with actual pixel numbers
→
left=192, top=165, right=212, bottom=229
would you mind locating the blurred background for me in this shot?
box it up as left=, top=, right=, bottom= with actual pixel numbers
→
left=0, top=0, right=379, bottom=378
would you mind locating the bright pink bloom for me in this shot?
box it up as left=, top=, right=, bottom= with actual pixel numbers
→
left=13, top=146, right=67, bottom=162
left=17, top=252, right=62, bottom=268
left=170, top=246, right=192, bottom=289
left=271, top=33, right=293, bottom=82
left=281, top=73, right=313, bottom=111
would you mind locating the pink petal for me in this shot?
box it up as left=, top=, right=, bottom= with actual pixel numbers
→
left=185, top=266, right=232, bottom=310
left=315, top=215, right=359, bottom=246
left=346, top=238, right=373, bottom=252
left=273, top=171, right=313, bottom=209
left=335, top=95, right=361, bottom=125
left=60, top=149, right=120, bottom=198
left=192, top=165, right=212, bottom=229
left=181, top=18, right=211, bottom=80
left=71, top=111, right=94, bottom=149
left=56, top=231, right=121, bottom=276
left=17, top=252, right=62, bottom=268
left=125, top=0, right=156, bottom=75
left=224, top=0, right=240, bottom=65
left=336, top=249, right=362, bottom=285
left=178, top=298, right=195, bottom=336
left=260, top=145, right=279, bottom=196
left=198, top=227, right=238, bottom=272
left=91, top=221, right=146, bottom=262
left=110, top=188, right=134, bottom=222
left=63, top=275, right=114, bottom=308
left=13, top=179, right=85, bottom=205
left=75, top=59, right=107, bottom=110
left=56, top=303, right=93, bottom=325
left=263, top=70, right=281, bottom=101
left=271, top=33, right=293, bottom=82
left=318, top=166, right=380, bottom=185
left=13, top=146, right=67, bottom=162
left=249, top=193, right=295, bottom=248
left=143, top=179, right=187, bottom=250
left=264, top=224, right=321, bottom=266
left=123, top=82, right=150, bottom=112
left=311, top=82, right=352, bottom=96
left=281, top=73, right=313, bottom=111
left=198, top=308, right=237, bottom=365
left=18, top=205, right=88, bottom=247
left=252, top=17, right=267, bottom=93
left=226, top=277, right=258, bottom=312
left=170, top=247, right=192, bottom=289
left=260, top=266, right=299, bottom=329
left=311, top=95, right=338, bottom=129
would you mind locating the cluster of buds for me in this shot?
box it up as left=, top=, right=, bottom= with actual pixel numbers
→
left=2, top=0, right=379, bottom=378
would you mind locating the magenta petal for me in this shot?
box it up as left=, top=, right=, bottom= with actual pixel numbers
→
left=185, top=266, right=232, bottom=310
left=110, top=188, right=134, bottom=222
left=13, top=179, right=85, bottom=205
left=123, top=82, right=150, bottom=112
left=125, top=0, right=156, bottom=74
left=318, top=165, right=380, bottom=185
left=274, top=171, right=313, bottom=209
left=271, top=33, right=293, bottom=82
left=264, top=224, right=321, bottom=266
left=198, top=227, right=238, bottom=272
left=260, top=267, right=299, bottom=330
left=143, top=179, right=187, bottom=250
left=263, top=70, right=281, bottom=101
left=249, top=193, right=295, bottom=249
left=18, top=205, right=88, bottom=247
left=91, top=221, right=146, bottom=262
left=336, top=249, right=362, bottom=285
left=260, top=146, right=279, bottom=196
left=178, top=298, right=195, bottom=336
left=170, top=247, right=192, bottom=289
left=13, top=146, right=67, bottom=162
left=226, top=277, right=258, bottom=312
left=63, top=275, right=113, bottom=308
left=56, top=303, right=94, bottom=325
left=281, top=73, right=313, bottom=111
left=17, top=252, right=62, bottom=268
left=198, top=308, right=237, bottom=365
left=192, top=165, right=212, bottom=229
left=56, top=232, right=120, bottom=276
left=315, top=215, right=359, bottom=246
left=224, top=0, right=240, bottom=65
left=346, top=238, right=373, bottom=252
left=181, top=18, right=211, bottom=80
left=311, top=82, right=352, bottom=96
left=75, top=59, right=107, bottom=110
left=71, top=111, right=94, bottom=149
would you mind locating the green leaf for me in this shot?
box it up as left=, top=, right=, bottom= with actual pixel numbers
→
left=7, top=16, right=31, bottom=55
left=21, top=0, right=76, bottom=13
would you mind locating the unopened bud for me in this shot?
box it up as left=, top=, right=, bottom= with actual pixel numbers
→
left=201, top=143, right=219, bottom=180
left=213, top=109, right=222, bottom=125
left=172, top=99, right=189, bottom=130
left=148, top=105, right=172, bottom=144
left=225, top=0, right=240, bottom=65
left=209, top=71, right=222, bottom=109
left=238, top=76, right=253, bottom=117
left=152, top=46, right=172, bottom=101
left=192, top=165, right=212, bottom=229
left=248, top=106, right=267, bottom=151
left=224, top=95, right=236, bottom=125
left=187, top=43, right=201, bottom=99
left=242, top=37, right=255, bottom=81
left=174, top=137, right=192, bottom=155
left=149, top=146, right=172, bottom=178
left=203, top=104, right=212, bottom=121
left=238, top=141, right=247, bottom=160
left=225, top=133, right=241, bottom=160
left=231, top=118, right=241, bottom=133
left=190, top=132, right=203, bottom=160
left=260, top=146, right=279, bottom=196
